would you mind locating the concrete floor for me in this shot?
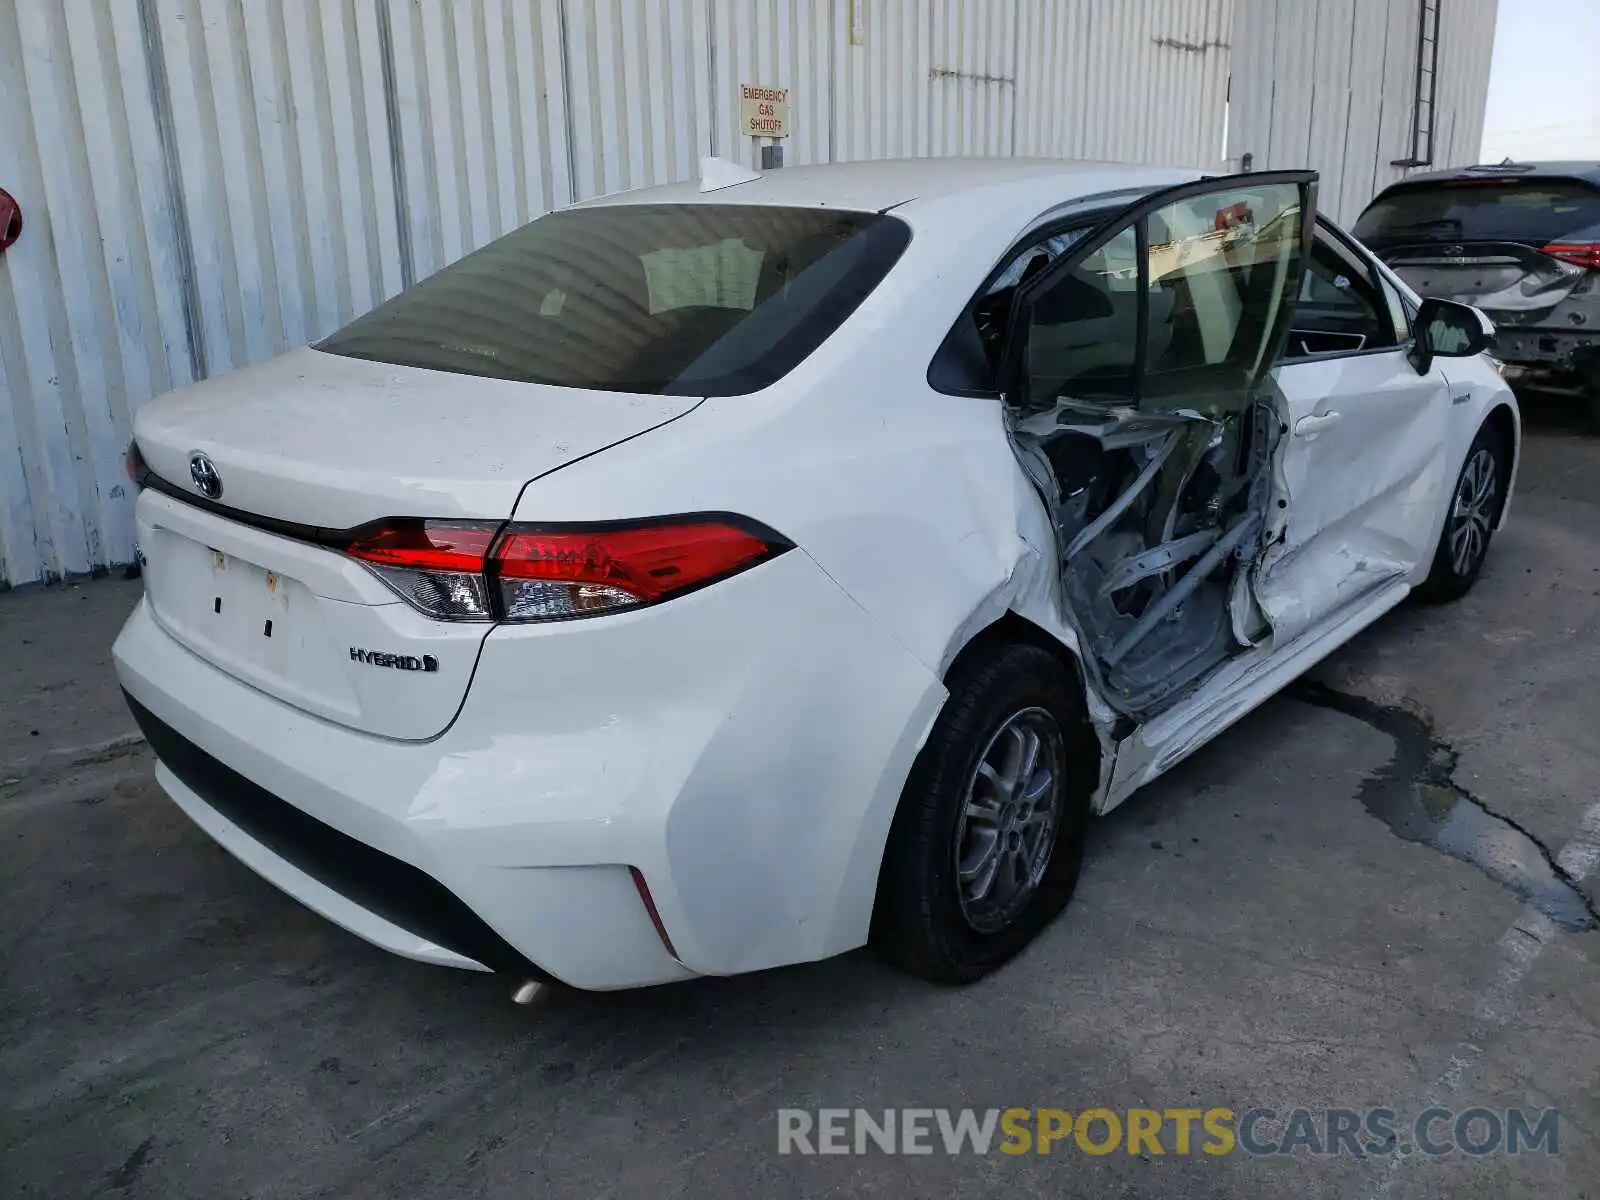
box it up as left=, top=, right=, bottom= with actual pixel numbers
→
left=3, top=400, right=1598, bottom=1199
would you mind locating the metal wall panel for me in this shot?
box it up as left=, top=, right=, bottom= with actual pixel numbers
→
left=834, top=0, right=1234, bottom=170
left=1015, top=0, right=1232, bottom=167
left=564, top=0, right=713, bottom=195
left=711, top=0, right=832, bottom=167
left=832, top=0, right=934, bottom=161
left=382, top=0, right=572, bottom=279
left=1431, top=0, right=1497, bottom=170
left=149, top=0, right=401, bottom=373
left=1228, top=0, right=1500, bottom=223
left=0, top=0, right=187, bottom=584
left=923, top=0, right=1018, bottom=157
left=0, top=0, right=1502, bottom=587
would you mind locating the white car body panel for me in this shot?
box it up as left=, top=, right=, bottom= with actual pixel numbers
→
left=133, top=486, right=490, bottom=739
left=117, top=539, right=946, bottom=987
left=1253, top=349, right=1453, bottom=643
left=152, top=759, right=491, bottom=972
left=133, top=346, right=700, bottom=529
left=112, top=158, right=1521, bottom=989
left=1439, top=355, right=1523, bottom=533
left=1371, top=257, right=1524, bottom=533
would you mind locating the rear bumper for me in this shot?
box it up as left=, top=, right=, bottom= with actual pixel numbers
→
left=113, top=548, right=944, bottom=990
left=124, top=692, right=548, bottom=977
left=1491, top=324, right=1597, bottom=381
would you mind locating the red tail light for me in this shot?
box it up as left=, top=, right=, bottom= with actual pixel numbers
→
left=345, top=515, right=789, bottom=622
left=493, top=520, right=780, bottom=620
left=345, top=521, right=500, bottom=620
left=1543, top=241, right=1600, bottom=271
left=345, top=521, right=499, bottom=573
left=125, top=438, right=146, bottom=486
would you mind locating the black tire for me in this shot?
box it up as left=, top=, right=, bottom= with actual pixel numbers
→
left=1587, top=387, right=1600, bottom=437
left=872, top=641, right=1095, bottom=984
left=1414, top=422, right=1508, bottom=604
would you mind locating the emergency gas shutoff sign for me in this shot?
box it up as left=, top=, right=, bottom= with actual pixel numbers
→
left=741, top=85, right=790, bottom=137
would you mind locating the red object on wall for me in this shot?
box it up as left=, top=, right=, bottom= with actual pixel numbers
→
left=0, top=189, right=22, bottom=254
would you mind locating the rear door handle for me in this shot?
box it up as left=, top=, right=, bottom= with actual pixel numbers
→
left=1294, top=411, right=1342, bottom=439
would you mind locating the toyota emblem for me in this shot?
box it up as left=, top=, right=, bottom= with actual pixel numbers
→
left=1442, top=244, right=1464, bottom=258
left=189, top=451, right=223, bottom=500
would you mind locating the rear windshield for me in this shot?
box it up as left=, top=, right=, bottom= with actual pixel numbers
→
left=1354, top=179, right=1600, bottom=245
left=317, top=203, right=910, bottom=396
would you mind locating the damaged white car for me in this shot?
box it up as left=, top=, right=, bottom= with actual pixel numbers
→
left=116, top=158, right=1520, bottom=992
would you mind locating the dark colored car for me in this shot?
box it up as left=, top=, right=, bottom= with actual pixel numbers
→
left=1354, top=161, right=1600, bottom=428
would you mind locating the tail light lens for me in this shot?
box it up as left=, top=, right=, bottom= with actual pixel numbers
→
left=125, top=438, right=146, bottom=487
left=492, top=521, right=781, bottom=620
left=1543, top=241, right=1600, bottom=271
left=346, top=521, right=500, bottom=620
left=345, top=515, right=789, bottom=623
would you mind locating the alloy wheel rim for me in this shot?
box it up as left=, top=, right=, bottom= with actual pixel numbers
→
left=1449, top=448, right=1497, bottom=578
left=954, top=707, right=1065, bottom=934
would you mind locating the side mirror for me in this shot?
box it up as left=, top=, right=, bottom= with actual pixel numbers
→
left=1409, top=297, right=1495, bottom=375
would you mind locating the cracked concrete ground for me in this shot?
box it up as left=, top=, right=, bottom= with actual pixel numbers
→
left=2, top=400, right=1598, bottom=1199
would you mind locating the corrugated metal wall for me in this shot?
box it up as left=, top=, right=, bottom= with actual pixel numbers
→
left=1015, top=0, right=1233, bottom=163
left=0, top=2, right=186, bottom=587
left=0, top=0, right=1496, bottom=588
left=1227, top=0, right=1499, bottom=223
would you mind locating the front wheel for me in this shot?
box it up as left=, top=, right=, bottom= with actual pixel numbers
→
left=1415, top=424, right=1507, bottom=604
left=872, top=641, right=1094, bottom=984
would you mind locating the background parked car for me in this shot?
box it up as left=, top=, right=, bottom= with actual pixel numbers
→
left=1353, top=161, right=1600, bottom=429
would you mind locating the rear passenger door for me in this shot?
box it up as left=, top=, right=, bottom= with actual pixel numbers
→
left=996, top=172, right=1316, bottom=713
left=1250, top=222, right=1453, bottom=643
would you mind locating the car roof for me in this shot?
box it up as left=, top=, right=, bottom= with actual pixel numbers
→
left=571, top=157, right=1207, bottom=218
left=1373, top=160, right=1600, bottom=194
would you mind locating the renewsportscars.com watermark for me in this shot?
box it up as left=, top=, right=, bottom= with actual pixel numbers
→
left=777, top=1107, right=1561, bottom=1158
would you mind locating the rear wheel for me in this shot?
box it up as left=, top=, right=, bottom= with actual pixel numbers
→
left=872, top=641, right=1094, bottom=984
left=1415, top=423, right=1507, bottom=604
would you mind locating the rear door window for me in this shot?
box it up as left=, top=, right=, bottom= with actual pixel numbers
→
left=1354, top=180, right=1600, bottom=245
left=318, top=204, right=910, bottom=396
left=1022, top=227, right=1142, bottom=404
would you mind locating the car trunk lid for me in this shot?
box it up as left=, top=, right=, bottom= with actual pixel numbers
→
left=132, top=348, right=701, bottom=740
left=134, top=347, right=700, bottom=529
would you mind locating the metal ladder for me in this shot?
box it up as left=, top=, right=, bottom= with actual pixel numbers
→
left=1392, top=0, right=1442, bottom=167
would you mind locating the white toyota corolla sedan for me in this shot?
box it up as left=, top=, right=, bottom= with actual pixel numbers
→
left=115, top=157, right=1519, bottom=992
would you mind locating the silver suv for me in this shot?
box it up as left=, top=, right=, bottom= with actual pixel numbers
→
left=1355, top=162, right=1600, bottom=430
